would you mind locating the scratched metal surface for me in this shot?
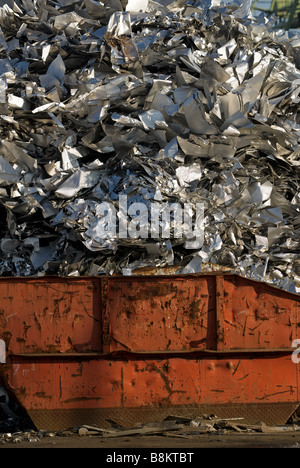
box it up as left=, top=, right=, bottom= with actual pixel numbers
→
left=3, top=355, right=299, bottom=430
left=0, top=273, right=299, bottom=430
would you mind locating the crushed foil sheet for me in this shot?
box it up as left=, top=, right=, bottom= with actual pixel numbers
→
left=0, top=0, right=299, bottom=292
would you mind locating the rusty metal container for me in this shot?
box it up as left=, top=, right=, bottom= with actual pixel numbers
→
left=0, top=272, right=299, bottom=431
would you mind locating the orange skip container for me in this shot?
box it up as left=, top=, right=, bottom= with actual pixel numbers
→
left=0, top=272, right=299, bottom=430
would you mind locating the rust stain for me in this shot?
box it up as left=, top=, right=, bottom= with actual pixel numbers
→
left=237, top=373, right=250, bottom=381
left=242, top=316, right=247, bottom=337
left=121, top=367, right=124, bottom=407
left=143, top=361, right=187, bottom=404
left=33, top=392, right=52, bottom=399
left=256, top=390, right=295, bottom=400
left=0, top=273, right=299, bottom=430
left=71, top=363, right=83, bottom=378
left=2, top=331, right=12, bottom=347
left=62, top=396, right=104, bottom=403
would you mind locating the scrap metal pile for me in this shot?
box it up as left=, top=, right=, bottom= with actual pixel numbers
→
left=0, top=0, right=300, bottom=291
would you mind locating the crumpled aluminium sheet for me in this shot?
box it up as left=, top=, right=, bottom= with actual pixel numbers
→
left=0, top=0, right=300, bottom=293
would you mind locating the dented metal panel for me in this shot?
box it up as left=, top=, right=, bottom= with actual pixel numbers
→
left=223, top=276, right=299, bottom=350
left=0, top=277, right=102, bottom=354
left=0, top=272, right=300, bottom=431
left=2, top=354, right=299, bottom=430
left=102, top=274, right=299, bottom=353
left=102, top=275, right=217, bottom=353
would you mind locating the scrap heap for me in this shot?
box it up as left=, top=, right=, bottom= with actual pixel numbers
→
left=0, top=0, right=300, bottom=292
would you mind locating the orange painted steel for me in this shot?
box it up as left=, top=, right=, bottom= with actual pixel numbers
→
left=0, top=273, right=299, bottom=430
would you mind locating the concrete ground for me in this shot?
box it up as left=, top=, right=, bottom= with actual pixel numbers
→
left=1, top=431, right=300, bottom=448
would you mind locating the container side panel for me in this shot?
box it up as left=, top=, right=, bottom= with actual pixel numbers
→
left=105, top=276, right=217, bottom=352
left=0, top=278, right=102, bottom=354
left=224, top=276, right=300, bottom=349
left=4, top=356, right=297, bottom=412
